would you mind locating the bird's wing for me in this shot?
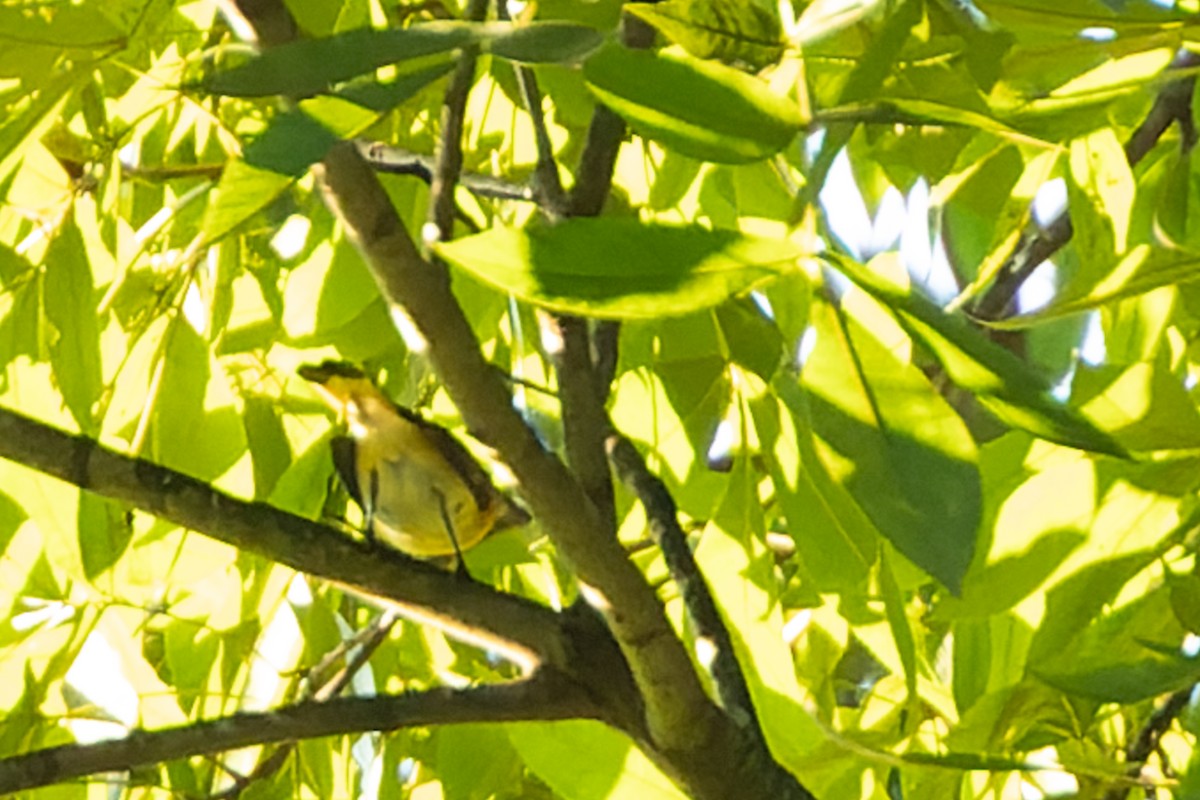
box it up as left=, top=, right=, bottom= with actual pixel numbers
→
left=330, top=435, right=363, bottom=509
left=395, top=404, right=497, bottom=512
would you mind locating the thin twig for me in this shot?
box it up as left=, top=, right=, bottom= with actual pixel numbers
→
left=498, top=0, right=568, bottom=218
left=1099, top=687, right=1193, bottom=800
left=425, top=0, right=491, bottom=244
left=605, top=434, right=767, bottom=749
left=215, top=611, right=400, bottom=799
left=357, top=140, right=534, bottom=202
left=971, top=50, right=1200, bottom=321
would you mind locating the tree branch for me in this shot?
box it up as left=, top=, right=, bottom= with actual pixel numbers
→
left=548, top=11, right=662, bottom=539
left=0, top=673, right=591, bottom=795
left=233, top=2, right=815, bottom=796
left=555, top=315, right=617, bottom=534
left=971, top=50, right=1200, bottom=321
left=425, top=0, right=490, bottom=244
left=318, top=132, right=717, bottom=761
left=356, top=140, right=534, bottom=202
left=0, top=406, right=565, bottom=672
left=1100, top=687, right=1193, bottom=800
left=215, top=611, right=398, bottom=799
left=115, top=144, right=535, bottom=204
left=606, top=434, right=765, bottom=747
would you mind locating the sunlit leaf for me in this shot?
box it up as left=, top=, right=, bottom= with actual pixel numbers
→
left=203, top=24, right=475, bottom=97
left=702, top=463, right=827, bottom=767
left=201, top=110, right=337, bottom=244
left=626, top=0, right=786, bottom=69
left=583, top=43, right=804, bottom=163
left=1072, top=362, right=1200, bottom=452
left=329, top=60, right=456, bottom=112
left=798, top=294, right=981, bottom=594
left=824, top=252, right=1128, bottom=456
left=509, top=721, right=687, bottom=800
left=753, top=384, right=877, bottom=593
left=44, top=220, right=102, bottom=434
left=434, top=219, right=802, bottom=318
left=1034, top=581, right=1200, bottom=702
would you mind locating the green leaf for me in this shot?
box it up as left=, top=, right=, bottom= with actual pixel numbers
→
left=438, top=726, right=520, bottom=797
left=583, top=43, right=804, bottom=163
left=0, top=3, right=124, bottom=49
left=164, top=619, right=219, bottom=713
left=824, top=251, right=1128, bottom=457
left=985, top=245, right=1200, bottom=329
left=0, top=488, right=26, bottom=557
left=331, top=59, right=456, bottom=112
left=626, top=0, right=786, bottom=69
left=509, top=720, right=687, bottom=800
left=433, top=219, right=801, bottom=318
left=1028, top=550, right=1157, bottom=667
left=715, top=298, right=783, bottom=380
left=752, top=386, right=877, bottom=593
left=149, top=323, right=249, bottom=482
left=1067, top=127, right=1133, bottom=264
left=1154, top=148, right=1196, bottom=248
left=77, top=494, right=131, bottom=581
left=203, top=24, right=475, bottom=97
left=799, top=294, right=981, bottom=594
left=44, top=219, right=103, bottom=434
left=1167, top=569, right=1200, bottom=634
left=880, top=550, right=918, bottom=703
left=484, top=21, right=604, bottom=64
left=1072, top=362, right=1200, bottom=452
left=201, top=110, right=338, bottom=244
left=702, top=462, right=827, bottom=767
left=281, top=234, right=379, bottom=342
left=951, top=613, right=1033, bottom=714
left=0, top=66, right=84, bottom=170
left=242, top=394, right=292, bottom=500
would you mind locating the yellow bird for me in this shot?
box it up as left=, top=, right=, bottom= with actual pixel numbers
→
left=298, top=361, right=529, bottom=567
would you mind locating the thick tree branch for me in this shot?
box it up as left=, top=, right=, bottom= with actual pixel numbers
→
left=0, top=673, right=591, bottom=795
left=0, top=406, right=565, bottom=671
left=548, top=11, right=662, bottom=539
left=971, top=50, right=1200, bottom=321
left=555, top=315, right=617, bottom=534
left=318, top=135, right=717, bottom=758
left=231, top=3, right=815, bottom=796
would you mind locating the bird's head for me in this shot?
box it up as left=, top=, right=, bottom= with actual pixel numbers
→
left=298, top=361, right=392, bottom=436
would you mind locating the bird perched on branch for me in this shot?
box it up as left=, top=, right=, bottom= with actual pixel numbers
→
left=298, top=361, right=529, bottom=569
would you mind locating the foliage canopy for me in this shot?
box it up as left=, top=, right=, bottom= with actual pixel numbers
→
left=3, top=0, right=1200, bottom=798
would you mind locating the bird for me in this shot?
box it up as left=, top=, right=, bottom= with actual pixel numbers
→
left=297, top=360, right=529, bottom=569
